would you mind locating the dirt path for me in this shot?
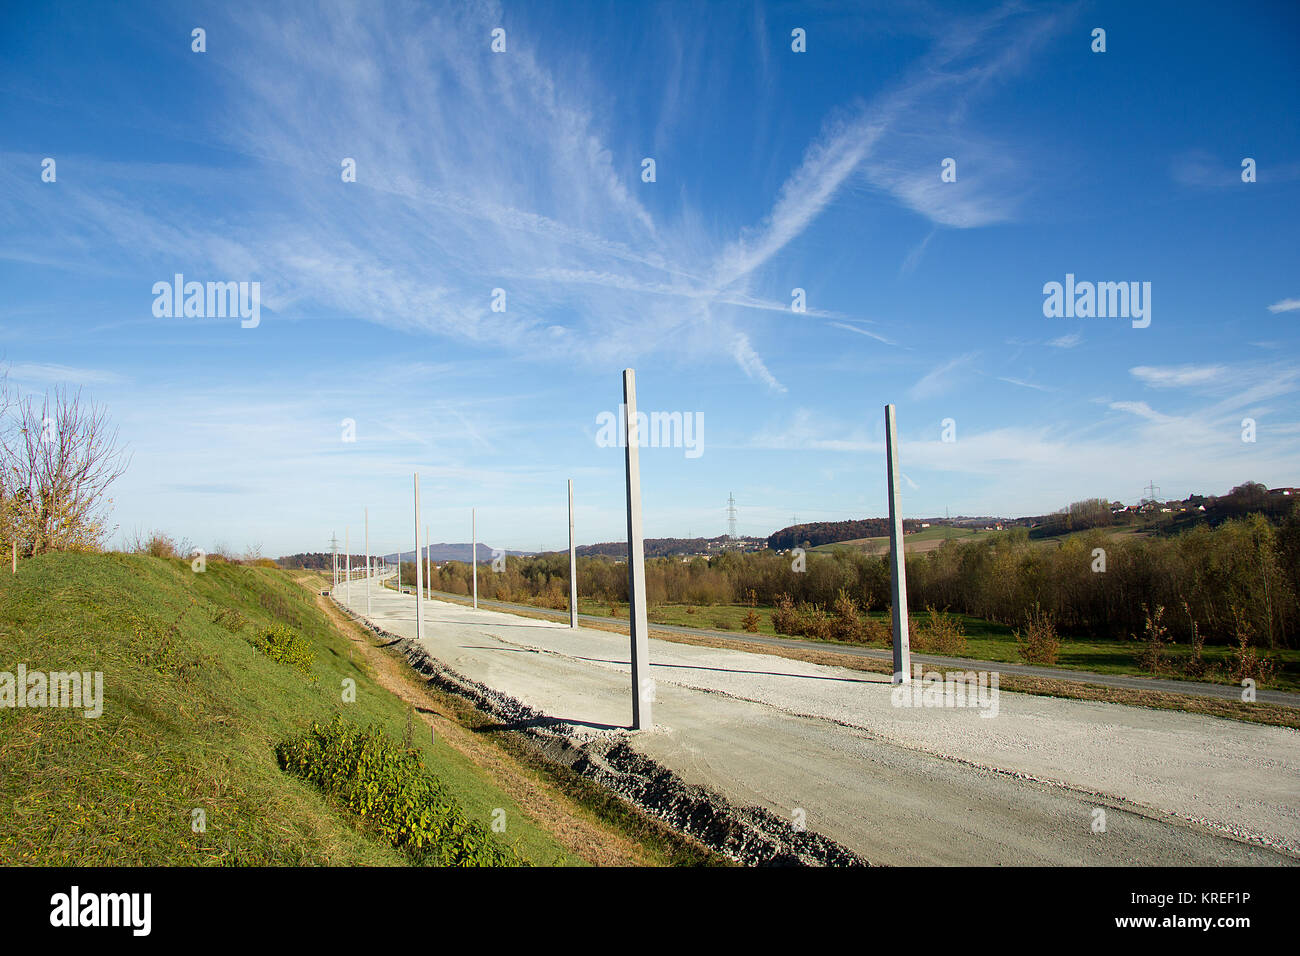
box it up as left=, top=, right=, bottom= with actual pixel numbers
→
left=297, top=574, right=654, bottom=867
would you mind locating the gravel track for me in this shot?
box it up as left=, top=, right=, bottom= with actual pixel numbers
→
left=338, top=580, right=1300, bottom=866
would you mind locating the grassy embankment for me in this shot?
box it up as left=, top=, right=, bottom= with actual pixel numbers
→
left=0, top=552, right=706, bottom=865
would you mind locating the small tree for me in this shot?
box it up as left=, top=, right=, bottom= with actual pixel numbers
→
left=3, top=385, right=130, bottom=555
left=1015, top=602, right=1060, bottom=665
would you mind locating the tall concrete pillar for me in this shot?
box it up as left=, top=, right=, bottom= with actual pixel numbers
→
left=885, top=404, right=911, bottom=684
left=472, top=508, right=478, bottom=609
left=414, top=474, right=425, bottom=643
left=345, top=528, right=351, bottom=605
left=568, top=479, right=578, bottom=629
left=623, top=369, right=652, bottom=730
left=425, top=525, right=431, bottom=599
left=364, top=508, right=371, bottom=616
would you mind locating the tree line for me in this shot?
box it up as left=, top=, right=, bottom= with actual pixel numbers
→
left=423, top=508, right=1300, bottom=650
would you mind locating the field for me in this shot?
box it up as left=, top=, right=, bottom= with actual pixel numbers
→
left=808, top=525, right=989, bottom=554
left=808, top=523, right=1163, bottom=555
left=572, top=597, right=1300, bottom=693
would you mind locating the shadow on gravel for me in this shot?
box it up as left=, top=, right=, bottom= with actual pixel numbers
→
left=475, top=715, right=629, bottom=733
left=459, top=644, right=539, bottom=653
left=553, top=653, right=890, bottom=686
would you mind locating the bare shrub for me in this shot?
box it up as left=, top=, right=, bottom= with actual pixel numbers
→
left=771, top=594, right=799, bottom=635
left=862, top=613, right=891, bottom=646
left=830, top=589, right=864, bottom=642
left=1226, top=608, right=1277, bottom=686
left=1180, top=602, right=1212, bottom=679
left=796, top=603, right=833, bottom=641
left=912, top=606, right=967, bottom=655
left=130, top=529, right=180, bottom=558
left=742, top=609, right=760, bottom=633
left=1134, top=604, right=1169, bottom=674
left=1015, top=602, right=1061, bottom=665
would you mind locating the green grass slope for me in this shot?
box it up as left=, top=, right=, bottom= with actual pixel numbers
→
left=0, top=552, right=576, bottom=865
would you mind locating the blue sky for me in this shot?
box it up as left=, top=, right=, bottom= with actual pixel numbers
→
left=1, top=0, right=1297, bottom=556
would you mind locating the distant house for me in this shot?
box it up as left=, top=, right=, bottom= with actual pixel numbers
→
left=1270, top=487, right=1297, bottom=497
left=920, top=522, right=931, bottom=528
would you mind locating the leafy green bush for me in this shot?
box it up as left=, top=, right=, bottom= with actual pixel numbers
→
left=247, top=623, right=315, bottom=674
left=276, top=716, right=526, bottom=867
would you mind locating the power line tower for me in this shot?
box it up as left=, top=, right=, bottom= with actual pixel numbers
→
left=726, top=492, right=738, bottom=540
left=1142, top=480, right=1161, bottom=503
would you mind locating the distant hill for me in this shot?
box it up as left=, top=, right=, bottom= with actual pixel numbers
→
left=401, top=543, right=535, bottom=563
left=767, top=519, right=926, bottom=550
left=574, top=536, right=766, bottom=558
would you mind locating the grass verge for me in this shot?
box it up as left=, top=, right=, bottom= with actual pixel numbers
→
left=0, top=552, right=578, bottom=865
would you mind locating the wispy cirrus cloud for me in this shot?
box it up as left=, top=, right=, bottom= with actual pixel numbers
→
left=7, top=363, right=128, bottom=386
left=1174, top=149, right=1300, bottom=188
left=1131, top=365, right=1226, bottom=388
left=909, top=353, right=978, bottom=400
left=0, top=1, right=1075, bottom=396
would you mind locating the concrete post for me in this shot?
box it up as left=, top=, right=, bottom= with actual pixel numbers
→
left=345, top=527, right=351, bottom=605
left=414, top=474, right=425, bottom=644
left=472, top=508, right=478, bottom=610
left=568, top=478, right=578, bottom=629
left=426, top=524, right=431, bottom=599
left=623, top=369, right=652, bottom=730
left=885, top=404, right=911, bottom=684
left=11, top=541, right=16, bottom=574
left=365, top=508, right=371, bottom=616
